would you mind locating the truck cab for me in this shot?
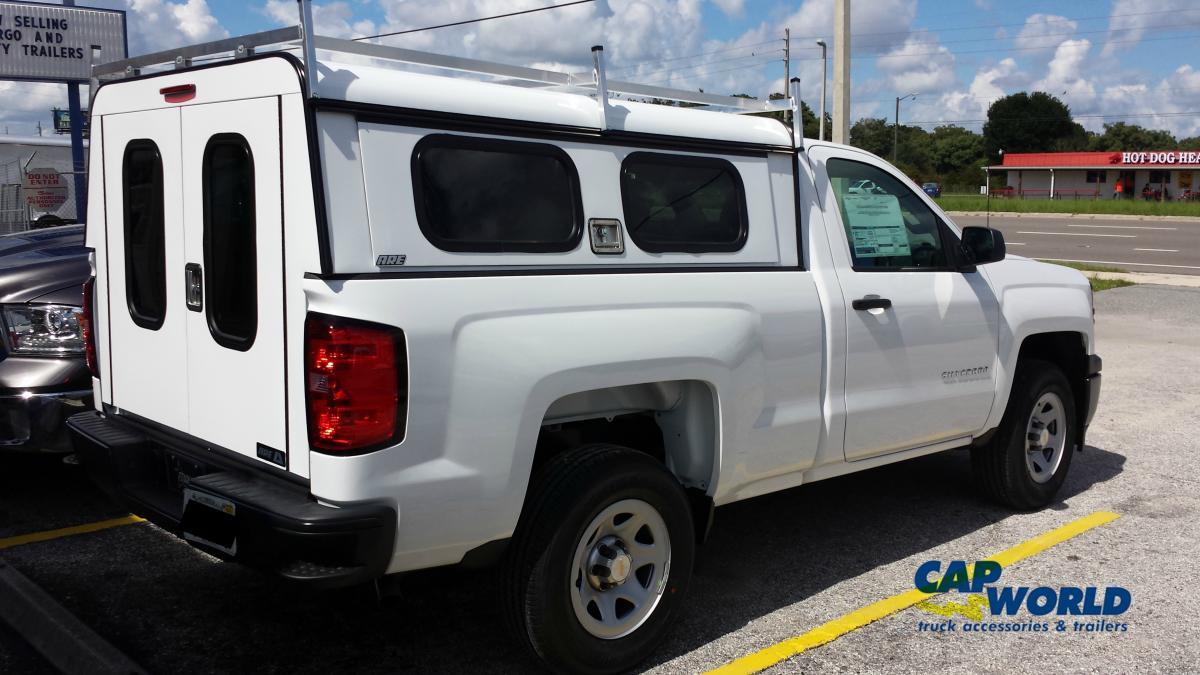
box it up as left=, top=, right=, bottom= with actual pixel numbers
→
left=68, top=24, right=1101, bottom=675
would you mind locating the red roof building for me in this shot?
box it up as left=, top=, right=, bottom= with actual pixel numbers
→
left=986, top=150, right=1200, bottom=200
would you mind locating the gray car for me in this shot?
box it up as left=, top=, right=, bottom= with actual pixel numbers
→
left=0, top=225, right=92, bottom=452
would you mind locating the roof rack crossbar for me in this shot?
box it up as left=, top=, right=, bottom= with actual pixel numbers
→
left=311, top=35, right=577, bottom=88
left=312, top=35, right=782, bottom=112
left=92, top=26, right=302, bottom=77
left=92, top=20, right=789, bottom=115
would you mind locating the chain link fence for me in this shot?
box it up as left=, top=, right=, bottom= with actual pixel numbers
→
left=0, top=155, right=82, bottom=235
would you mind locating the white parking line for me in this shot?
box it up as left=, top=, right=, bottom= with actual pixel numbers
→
left=1042, top=258, right=1200, bottom=270
left=1007, top=242, right=1027, bottom=246
left=1017, top=231, right=1136, bottom=238
left=1134, top=248, right=1181, bottom=252
left=1067, top=224, right=1176, bottom=231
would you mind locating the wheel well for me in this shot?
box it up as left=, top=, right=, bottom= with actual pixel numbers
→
left=534, top=381, right=718, bottom=541
left=1017, top=331, right=1088, bottom=442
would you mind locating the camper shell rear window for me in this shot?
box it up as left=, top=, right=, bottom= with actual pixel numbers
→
left=122, top=139, right=167, bottom=330
left=410, top=134, right=583, bottom=253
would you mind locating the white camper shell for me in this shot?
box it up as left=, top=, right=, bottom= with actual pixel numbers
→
left=69, top=18, right=1102, bottom=675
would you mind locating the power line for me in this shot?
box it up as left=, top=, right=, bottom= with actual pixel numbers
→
left=780, top=30, right=1200, bottom=63
left=787, top=6, right=1200, bottom=44
left=640, top=59, right=784, bottom=87
left=608, top=39, right=781, bottom=73
left=885, top=18, right=1200, bottom=51
left=354, top=0, right=596, bottom=42
left=629, top=51, right=782, bottom=82
left=907, top=111, right=1200, bottom=126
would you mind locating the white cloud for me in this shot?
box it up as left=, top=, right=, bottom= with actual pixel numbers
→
left=362, top=0, right=708, bottom=79
left=126, top=0, right=227, bottom=53
left=262, top=0, right=376, bottom=40
left=932, top=57, right=1022, bottom=124
left=1013, top=13, right=1076, bottom=53
left=876, top=33, right=956, bottom=95
left=711, top=0, right=744, bottom=18
left=1032, top=38, right=1096, bottom=112
left=0, top=82, right=68, bottom=136
left=1090, top=65, right=1200, bottom=138
left=1102, top=0, right=1199, bottom=57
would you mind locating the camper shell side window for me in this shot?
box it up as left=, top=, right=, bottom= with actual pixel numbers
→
left=410, top=134, right=584, bottom=253
left=620, top=152, right=749, bottom=254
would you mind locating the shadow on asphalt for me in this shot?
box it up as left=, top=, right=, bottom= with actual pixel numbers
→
left=0, top=452, right=126, bottom=538
left=0, top=445, right=1125, bottom=674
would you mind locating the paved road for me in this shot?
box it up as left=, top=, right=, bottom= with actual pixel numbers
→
left=2, top=284, right=1199, bottom=673
left=954, top=213, right=1200, bottom=275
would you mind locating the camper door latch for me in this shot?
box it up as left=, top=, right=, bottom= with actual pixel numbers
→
left=185, top=263, right=203, bottom=312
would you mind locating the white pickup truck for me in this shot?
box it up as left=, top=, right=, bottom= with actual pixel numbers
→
left=67, top=25, right=1101, bottom=674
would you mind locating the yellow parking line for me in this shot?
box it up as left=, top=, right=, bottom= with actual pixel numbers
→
left=0, top=515, right=146, bottom=552
left=708, top=510, right=1121, bottom=675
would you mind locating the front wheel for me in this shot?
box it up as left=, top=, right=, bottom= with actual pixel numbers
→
left=972, top=359, right=1077, bottom=510
left=503, top=445, right=695, bottom=674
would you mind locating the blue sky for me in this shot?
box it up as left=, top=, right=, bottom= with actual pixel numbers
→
left=3, top=0, right=1199, bottom=139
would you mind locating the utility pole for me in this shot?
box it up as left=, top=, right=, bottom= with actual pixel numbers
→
left=63, top=0, right=87, bottom=224
left=816, top=39, right=827, bottom=141
left=894, top=93, right=915, bottom=163
left=783, top=28, right=790, bottom=99
left=832, top=0, right=850, bottom=143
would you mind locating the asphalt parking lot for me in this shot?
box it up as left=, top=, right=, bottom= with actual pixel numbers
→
left=2, top=282, right=1199, bottom=674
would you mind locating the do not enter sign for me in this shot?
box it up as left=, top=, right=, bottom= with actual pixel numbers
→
left=22, top=167, right=68, bottom=211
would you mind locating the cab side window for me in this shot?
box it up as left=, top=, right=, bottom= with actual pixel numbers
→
left=826, top=158, right=947, bottom=270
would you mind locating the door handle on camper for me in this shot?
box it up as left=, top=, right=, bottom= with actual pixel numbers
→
left=852, top=296, right=892, bottom=311
left=185, top=263, right=203, bottom=312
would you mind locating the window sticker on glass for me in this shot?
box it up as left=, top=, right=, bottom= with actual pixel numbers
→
left=840, top=194, right=912, bottom=259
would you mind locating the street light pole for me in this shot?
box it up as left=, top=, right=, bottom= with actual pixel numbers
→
left=816, top=39, right=827, bottom=141
left=894, top=93, right=915, bottom=163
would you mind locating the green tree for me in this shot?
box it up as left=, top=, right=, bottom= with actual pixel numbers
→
left=1053, top=122, right=1092, bottom=151
left=849, top=117, right=929, bottom=175
left=925, top=125, right=987, bottom=189
left=983, top=91, right=1078, bottom=161
left=928, top=125, right=983, bottom=174
left=1180, top=136, right=1200, bottom=151
left=1088, top=122, right=1177, bottom=151
left=849, top=117, right=892, bottom=157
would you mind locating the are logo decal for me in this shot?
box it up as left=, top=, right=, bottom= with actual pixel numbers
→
left=376, top=254, right=407, bottom=267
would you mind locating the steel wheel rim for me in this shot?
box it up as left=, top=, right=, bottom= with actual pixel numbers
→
left=1025, top=391, right=1067, bottom=484
left=569, top=498, right=671, bottom=640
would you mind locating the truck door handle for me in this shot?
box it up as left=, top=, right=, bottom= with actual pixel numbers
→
left=852, top=296, right=892, bottom=311
left=185, top=263, right=203, bottom=312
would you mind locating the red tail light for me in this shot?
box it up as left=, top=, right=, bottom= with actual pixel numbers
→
left=81, top=276, right=99, bottom=378
left=305, top=313, right=406, bottom=454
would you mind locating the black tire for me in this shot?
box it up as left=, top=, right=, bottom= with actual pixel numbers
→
left=972, top=359, right=1076, bottom=510
left=503, top=444, right=695, bottom=674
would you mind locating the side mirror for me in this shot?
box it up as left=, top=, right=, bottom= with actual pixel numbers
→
left=961, top=226, right=1006, bottom=265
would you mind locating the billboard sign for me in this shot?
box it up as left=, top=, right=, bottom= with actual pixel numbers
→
left=52, top=106, right=88, bottom=134
left=0, top=1, right=127, bottom=82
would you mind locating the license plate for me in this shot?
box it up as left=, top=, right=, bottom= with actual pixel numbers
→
left=181, top=488, right=238, bottom=556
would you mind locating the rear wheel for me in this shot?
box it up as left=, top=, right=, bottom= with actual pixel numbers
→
left=504, top=444, right=694, bottom=674
left=972, top=359, right=1076, bottom=510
